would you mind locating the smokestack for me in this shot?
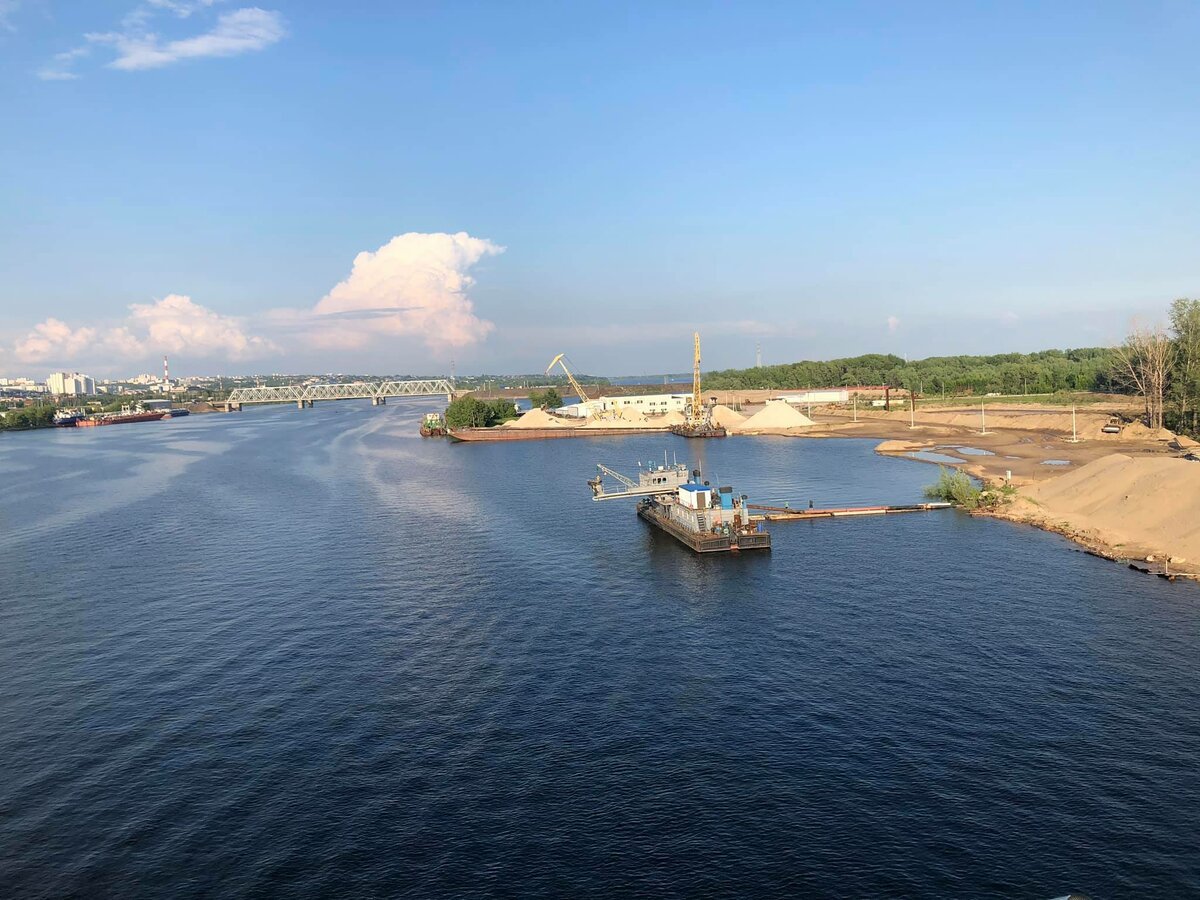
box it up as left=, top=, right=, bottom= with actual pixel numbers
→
left=163, top=356, right=169, bottom=390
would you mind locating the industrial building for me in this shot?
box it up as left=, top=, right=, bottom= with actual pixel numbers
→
left=560, top=393, right=690, bottom=418
left=46, top=372, right=96, bottom=396
left=773, top=388, right=850, bottom=405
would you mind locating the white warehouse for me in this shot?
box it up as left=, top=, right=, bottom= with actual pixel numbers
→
left=560, top=393, right=690, bottom=418
left=773, top=388, right=849, bottom=405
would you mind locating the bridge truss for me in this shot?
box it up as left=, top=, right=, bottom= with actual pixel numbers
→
left=225, top=379, right=454, bottom=409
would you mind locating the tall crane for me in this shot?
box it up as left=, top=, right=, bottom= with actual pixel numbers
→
left=669, top=331, right=726, bottom=438
left=545, top=354, right=591, bottom=404
left=689, top=331, right=703, bottom=426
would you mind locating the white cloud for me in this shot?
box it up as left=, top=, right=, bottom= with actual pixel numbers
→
left=40, top=4, right=283, bottom=79
left=10, top=232, right=501, bottom=369
left=13, top=296, right=276, bottom=365
left=302, top=232, right=503, bottom=351
left=887, top=315, right=901, bottom=333
left=37, top=46, right=90, bottom=81
left=128, top=293, right=278, bottom=358
left=146, top=0, right=224, bottom=18
left=89, top=7, right=285, bottom=71
left=14, top=318, right=98, bottom=363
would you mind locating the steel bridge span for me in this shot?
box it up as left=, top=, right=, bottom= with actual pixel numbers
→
left=224, top=379, right=455, bottom=411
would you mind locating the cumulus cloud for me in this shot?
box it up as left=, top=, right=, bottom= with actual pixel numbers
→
left=304, top=231, right=503, bottom=351
left=887, top=315, right=901, bottom=333
left=13, top=296, right=276, bottom=365
left=89, top=7, right=285, bottom=71
left=14, top=319, right=98, bottom=363
left=128, top=294, right=278, bottom=357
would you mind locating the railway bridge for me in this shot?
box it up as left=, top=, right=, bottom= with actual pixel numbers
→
left=223, top=379, right=455, bottom=411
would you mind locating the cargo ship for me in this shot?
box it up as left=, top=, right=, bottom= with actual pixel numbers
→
left=589, top=460, right=770, bottom=554
left=77, top=405, right=167, bottom=427
left=161, top=408, right=190, bottom=419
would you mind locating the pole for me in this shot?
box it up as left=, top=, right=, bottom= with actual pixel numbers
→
left=980, top=399, right=988, bottom=435
left=1069, top=405, right=1079, bottom=443
left=909, top=393, right=915, bottom=428
left=853, top=397, right=857, bottom=422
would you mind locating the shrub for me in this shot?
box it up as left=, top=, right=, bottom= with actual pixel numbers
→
left=924, top=467, right=983, bottom=509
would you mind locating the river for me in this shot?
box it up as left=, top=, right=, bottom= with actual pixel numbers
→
left=2, top=400, right=1198, bottom=898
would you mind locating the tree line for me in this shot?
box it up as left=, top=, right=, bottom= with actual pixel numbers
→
left=0, top=406, right=58, bottom=430
left=444, top=396, right=519, bottom=428
left=703, top=348, right=1119, bottom=396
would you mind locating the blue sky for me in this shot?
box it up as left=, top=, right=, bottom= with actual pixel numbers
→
left=1, top=1, right=1197, bottom=377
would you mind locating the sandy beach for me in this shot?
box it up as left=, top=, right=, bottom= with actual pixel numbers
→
left=834, top=403, right=1200, bottom=579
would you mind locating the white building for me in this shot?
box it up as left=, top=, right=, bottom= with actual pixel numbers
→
left=561, top=393, right=690, bottom=418
left=773, top=388, right=850, bottom=405
left=46, top=372, right=96, bottom=395
left=0, top=377, right=46, bottom=392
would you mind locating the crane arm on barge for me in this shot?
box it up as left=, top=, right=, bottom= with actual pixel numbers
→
left=545, top=354, right=591, bottom=405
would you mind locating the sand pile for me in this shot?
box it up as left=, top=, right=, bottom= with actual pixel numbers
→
left=510, top=408, right=583, bottom=429
left=710, top=405, right=746, bottom=429
left=731, top=400, right=815, bottom=434
left=659, top=411, right=687, bottom=426
left=875, top=439, right=930, bottom=453
left=1023, top=453, right=1200, bottom=561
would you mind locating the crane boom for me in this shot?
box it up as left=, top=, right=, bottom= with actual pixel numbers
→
left=690, top=331, right=703, bottom=426
left=545, top=353, right=591, bottom=404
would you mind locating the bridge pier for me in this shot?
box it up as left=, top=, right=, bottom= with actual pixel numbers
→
left=371, top=396, right=387, bottom=406
left=296, top=399, right=314, bottom=409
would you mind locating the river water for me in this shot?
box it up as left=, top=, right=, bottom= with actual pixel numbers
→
left=2, top=400, right=1198, bottom=898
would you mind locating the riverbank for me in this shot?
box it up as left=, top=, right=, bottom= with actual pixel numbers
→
left=853, top=408, right=1200, bottom=580
left=982, top=454, right=1200, bottom=580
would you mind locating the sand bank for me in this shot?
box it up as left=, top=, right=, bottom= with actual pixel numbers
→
left=988, top=454, right=1200, bottom=578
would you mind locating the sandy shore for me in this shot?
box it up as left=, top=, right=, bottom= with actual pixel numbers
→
left=836, top=405, right=1200, bottom=580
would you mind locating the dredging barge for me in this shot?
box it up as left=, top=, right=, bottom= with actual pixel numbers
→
left=589, top=461, right=770, bottom=554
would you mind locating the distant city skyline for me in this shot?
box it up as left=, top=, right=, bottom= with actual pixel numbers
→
left=2, top=2, right=1197, bottom=376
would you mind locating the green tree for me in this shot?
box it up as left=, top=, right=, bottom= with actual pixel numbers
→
left=1168, top=298, right=1200, bottom=435
left=528, top=387, right=563, bottom=409
left=444, top=396, right=519, bottom=428
left=445, top=396, right=491, bottom=428
left=484, top=398, right=518, bottom=424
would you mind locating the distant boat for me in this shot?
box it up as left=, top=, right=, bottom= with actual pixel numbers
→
left=77, top=405, right=167, bottom=427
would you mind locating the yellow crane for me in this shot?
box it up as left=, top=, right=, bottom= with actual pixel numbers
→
left=545, top=354, right=591, bottom=405
left=688, top=331, right=704, bottom=426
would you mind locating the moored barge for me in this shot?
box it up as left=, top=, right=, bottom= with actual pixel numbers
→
left=449, top=425, right=670, bottom=442
left=589, top=461, right=770, bottom=554
left=637, top=483, right=770, bottom=553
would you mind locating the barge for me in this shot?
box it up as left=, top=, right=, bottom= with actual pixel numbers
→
left=589, top=460, right=769, bottom=554
left=637, top=483, right=770, bottom=553
left=77, top=406, right=167, bottom=427
left=449, top=425, right=669, bottom=442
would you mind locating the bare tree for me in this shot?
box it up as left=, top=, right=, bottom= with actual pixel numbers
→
left=1113, top=323, right=1172, bottom=430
